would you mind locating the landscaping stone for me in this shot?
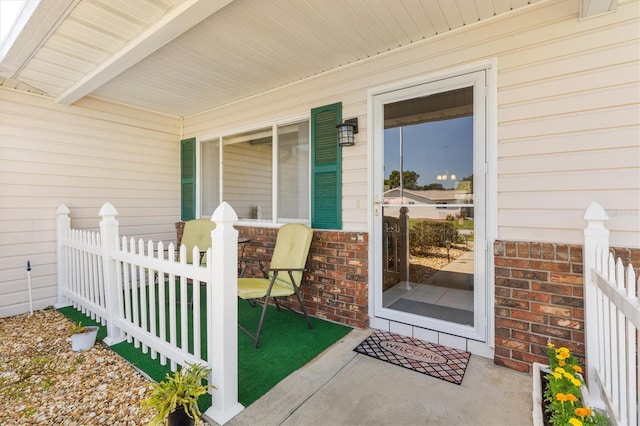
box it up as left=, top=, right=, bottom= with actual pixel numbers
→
left=0, top=309, right=154, bottom=425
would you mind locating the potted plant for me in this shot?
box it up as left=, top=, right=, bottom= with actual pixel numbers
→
left=142, top=362, right=214, bottom=426
left=70, top=321, right=99, bottom=352
left=533, top=342, right=608, bottom=426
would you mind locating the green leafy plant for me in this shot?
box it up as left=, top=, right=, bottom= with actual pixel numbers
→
left=70, top=322, right=86, bottom=335
left=409, top=220, right=460, bottom=256
left=142, top=362, right=214, bottom=425
left=544, top=343, right=608, bottom=426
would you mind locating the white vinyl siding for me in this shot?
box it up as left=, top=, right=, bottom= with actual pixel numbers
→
left=496, top=2, right=639, bottom=247
left=182, top=0, right=639, bottom=246
left=0, top=89, right=180, bottom=317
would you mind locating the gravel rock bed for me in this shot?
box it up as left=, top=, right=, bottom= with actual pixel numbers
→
left=0, top=309, right=154, bottom=425
left=408, top=245, right=469, bottom=283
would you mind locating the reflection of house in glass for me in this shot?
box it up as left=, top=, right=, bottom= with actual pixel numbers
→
left=383, top=189, right=474, bottom=220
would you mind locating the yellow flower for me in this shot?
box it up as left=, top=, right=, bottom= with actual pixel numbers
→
left=575, top=407, right=592, bottom=417
left=571, top=377, right=582, bottom=387
left=547, top=342, right=555, bottom=348
left=572, top=365, right=583, bottom=374
left=555, top=367, right=567, bottom=375
left=556, top=351, right=570, bottom=360
left=556, top=393, right=578, bottom=402
left=569, top=418, right=583, bottom=426
left=552, top=372, right=562, bottom=379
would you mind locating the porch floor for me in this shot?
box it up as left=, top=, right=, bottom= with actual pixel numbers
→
left=222, top=328, right=533, bottom=426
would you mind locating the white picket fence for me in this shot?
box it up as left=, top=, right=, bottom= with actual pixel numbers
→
left=56, top=202, right=244, bottom=425
left=583, top=202, right=639, bottom=426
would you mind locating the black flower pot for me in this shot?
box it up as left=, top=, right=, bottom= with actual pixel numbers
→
left=167, top=406, right=195, bottom=426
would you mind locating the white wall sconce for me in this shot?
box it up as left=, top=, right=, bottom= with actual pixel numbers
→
left=336, top=118, right=358, bottom=147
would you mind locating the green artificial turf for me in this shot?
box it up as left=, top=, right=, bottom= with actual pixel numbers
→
left=236, top=300, right=352, bottom=405
left=58, top=299, right=351, bottom=409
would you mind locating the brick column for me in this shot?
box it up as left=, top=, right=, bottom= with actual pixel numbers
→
left=493, top=241, right=585, bottom=373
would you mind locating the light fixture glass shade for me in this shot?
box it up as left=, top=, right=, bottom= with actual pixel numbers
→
left=336, top=118, right=358, bottom=147
left=336, top=123, right=356, bottom=146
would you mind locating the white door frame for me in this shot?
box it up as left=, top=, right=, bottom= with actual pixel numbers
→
left=367, top=59, right=497, bottom=355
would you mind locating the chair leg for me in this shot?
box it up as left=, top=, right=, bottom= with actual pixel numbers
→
left=237, top=296, right=268, bottom=348
left=292, top=284, right=313, bottom=330
left=252, top=295, right=270, bottom=348
left=244, top=275, right=279, bottom=348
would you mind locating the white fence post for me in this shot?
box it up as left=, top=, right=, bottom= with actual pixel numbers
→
left=55, top=204, right=72, bottom=308
left=204, top=202, right=244, bottom=424
left=583, top=201, right=609, bottom=406
left=99, top=202, right=124, bottom=345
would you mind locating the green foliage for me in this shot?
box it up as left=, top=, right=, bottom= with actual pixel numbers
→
left=423, top=183, right=445, bottom=190
left=19, top=406, right=36, bottom=418
left=456, top=219, right=474, bottom=231
left=386, top=170, right=420, bottom=190
left=70, top=322, right=86, bottom=335
left=142, top=362, right=214, bottom=425
left=544, top=343, right=609, bottom=426
left=409, top=220, right=460, bottom=256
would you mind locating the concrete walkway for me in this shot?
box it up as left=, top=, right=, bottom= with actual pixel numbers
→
left=221, top=329, right=533, bottom=426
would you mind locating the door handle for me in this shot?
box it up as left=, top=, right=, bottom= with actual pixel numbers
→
left=374, top=196, right=383, bottom=216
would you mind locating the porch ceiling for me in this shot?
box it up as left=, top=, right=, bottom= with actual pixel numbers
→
left=0, top=0, right=607, bottom=118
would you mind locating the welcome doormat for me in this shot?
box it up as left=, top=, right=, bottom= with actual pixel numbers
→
left=353, top=330, right=471, bottom=385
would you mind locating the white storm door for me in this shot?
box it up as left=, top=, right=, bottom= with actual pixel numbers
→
left=372, top=69, right=488, bottom=342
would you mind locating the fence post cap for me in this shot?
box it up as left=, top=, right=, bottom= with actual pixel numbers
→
left=211, top=202, right=238, bottom=223
left=57, top=204, right=70, bottom=215
left=99, top=202, right=118, bottom=217
left=584, top=201, right=608, bottom=221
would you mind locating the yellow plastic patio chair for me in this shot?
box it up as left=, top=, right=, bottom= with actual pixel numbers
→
left=181, top=219, right=216, bottom=265
left=237, top=223, right=314, bottom=348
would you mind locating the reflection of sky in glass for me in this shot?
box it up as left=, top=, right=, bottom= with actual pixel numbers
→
left=384, top=116, right=473, bottom=189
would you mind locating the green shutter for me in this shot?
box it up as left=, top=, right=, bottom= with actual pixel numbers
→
left=181, top=137, right=196, bottom=221
left=311, top=103, right=342, bottom=229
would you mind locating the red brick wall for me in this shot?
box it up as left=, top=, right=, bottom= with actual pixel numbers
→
left=494, top=240, right=640, bottom=374
left=237, top=226, right=369, bottom=329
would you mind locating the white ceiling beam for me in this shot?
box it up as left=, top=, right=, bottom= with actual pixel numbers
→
left=55, top=0, right=233, bottom=105
left=579, top=0, right=618, bottom=19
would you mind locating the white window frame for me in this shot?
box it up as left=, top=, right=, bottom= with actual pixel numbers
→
left=196, top=114, right=311, bottom=226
